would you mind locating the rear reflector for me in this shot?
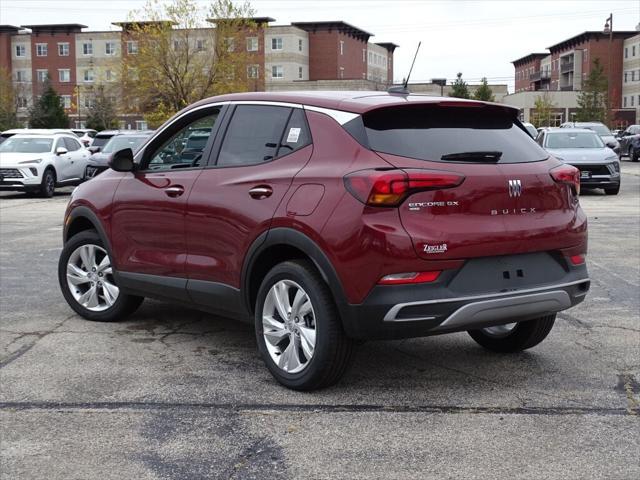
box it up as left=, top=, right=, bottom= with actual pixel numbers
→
left=550, top=164, right=580, bottom=195
left=569, top=254, right=586, bottom=265
left=378, top=271, right=441, bottom=285
left=344, top=169, right=464, bottom=207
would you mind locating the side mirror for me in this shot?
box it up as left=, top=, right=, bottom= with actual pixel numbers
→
left=108, top=148, right=136, bottom=172
left=88, top=146, right=101, bottom=154
left=56, top=147, right=68, bottom=155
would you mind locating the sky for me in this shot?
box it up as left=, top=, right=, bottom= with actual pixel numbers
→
left=1, top=0, right=639, bottom=91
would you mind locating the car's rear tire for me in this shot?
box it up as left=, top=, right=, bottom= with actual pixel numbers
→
left=39, top=168, right=56, bottom=198
left=255, top=260, right=354, bottom=391
left=631, top=148, right=639, bottom=162
left=467, top=314, right=556, bottom=353
left=58, top=230, right=143, bottom=322
left=605, top=185, right=620, bottom=195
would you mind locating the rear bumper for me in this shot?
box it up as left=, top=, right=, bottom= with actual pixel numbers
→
left=341, top=264, right=589, bottom=340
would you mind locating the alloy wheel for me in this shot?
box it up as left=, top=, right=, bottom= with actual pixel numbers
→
left=482, top=323, right=517, bottom=338
left=66, top=244, right=119, bottom=312
left=262, top=280, right=316, bottom=373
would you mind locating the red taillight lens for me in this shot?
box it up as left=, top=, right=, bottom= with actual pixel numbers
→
left=569, top=254, right=586, bottom=265
left=550, top=164, right=580, bottom=195
left=378, top=271, right=442, bottom=285
left=344, top=169, right=465, bottom=207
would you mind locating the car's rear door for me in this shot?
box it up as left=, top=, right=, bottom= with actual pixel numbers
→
left=63, top=136, right=89, bottom=180
left=110, top=105, right=225, bottom=292
left=185, top=104, right=313, bottom=310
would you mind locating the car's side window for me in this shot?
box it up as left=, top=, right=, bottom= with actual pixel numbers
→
left=64, top=137, right=81, bottom=151
left=141, top=108, right=221, bottom=171
left=277, top=108, right=312, bottom=157
left=54, top=138, right=65, bottom=151
left=217, top=105, right=292, bottom=167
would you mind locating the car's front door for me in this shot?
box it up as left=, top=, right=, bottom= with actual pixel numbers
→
left=110, top=105, right=225, bottom=284
left=185, top=104, right=313, bottom=309
left=52, top=137, right=74, bottom=181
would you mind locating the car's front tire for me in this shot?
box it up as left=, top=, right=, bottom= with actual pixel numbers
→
left=39, top=168, right=56, bottom=198
left=58, top=230, right=143, bottom=322
left=255, top=260, right=354, bottom=391
left=467, top=314, right=556, bottom=353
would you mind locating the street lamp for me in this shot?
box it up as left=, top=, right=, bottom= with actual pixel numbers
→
left=604, top=13, right=613, bottom=124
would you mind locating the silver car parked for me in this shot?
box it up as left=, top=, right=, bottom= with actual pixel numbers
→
left=537, top=128, right=620, bottom=195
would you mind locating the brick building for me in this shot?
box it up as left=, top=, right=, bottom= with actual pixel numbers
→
left=509, top=30, right=639, bottom=126
left=0, top=19, right=398, bottom=129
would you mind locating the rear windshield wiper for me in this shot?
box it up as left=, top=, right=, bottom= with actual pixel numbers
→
left=440, top=151, right=503, bottom=162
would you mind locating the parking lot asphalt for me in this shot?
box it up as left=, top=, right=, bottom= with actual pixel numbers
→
left=1, top=162, right=639, bottom=479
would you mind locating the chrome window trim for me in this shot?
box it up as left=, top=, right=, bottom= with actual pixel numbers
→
left=383, top=278, right=590, bottom=322
left=303, top=105, right=360, bottom=125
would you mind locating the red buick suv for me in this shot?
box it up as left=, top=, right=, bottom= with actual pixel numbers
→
left=58, top=91, right=590, bottom=390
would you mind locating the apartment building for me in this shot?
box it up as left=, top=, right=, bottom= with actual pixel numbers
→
left=508, top=29, right=639, bottom=126
left=0, top=19, right=397, bottom=128
left=622, top=33, right=640, bottom=119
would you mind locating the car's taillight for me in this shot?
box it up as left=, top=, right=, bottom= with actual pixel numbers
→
left=569, top=254, right=586, bottom=265
left=378, top=271, right=442, bottom=285
left=550, top=164, right=580, bottom=195
left=344, top=169, right=465, bottom=207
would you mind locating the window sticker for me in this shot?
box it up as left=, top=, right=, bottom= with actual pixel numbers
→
left=286, top=127, right=301, bottom=143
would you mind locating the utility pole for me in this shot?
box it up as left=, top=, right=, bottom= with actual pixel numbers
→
left=604, top=13, right=613, bottom=125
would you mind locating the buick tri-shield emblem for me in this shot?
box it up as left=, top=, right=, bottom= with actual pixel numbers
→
left=508, top=179, right=522, bottom=197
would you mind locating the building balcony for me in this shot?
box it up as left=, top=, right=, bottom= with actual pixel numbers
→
left=529, top=71, right=541, bottom=81
left=530, top=70, right=551, bottom=82
left=559, top=85, right=573, bottom=91
left=560, top=61, right=574, bottom=74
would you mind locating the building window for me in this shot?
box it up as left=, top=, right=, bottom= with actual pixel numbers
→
left=83, top=69, right=94, bottom=83
left=83, top=96, right=96, bottom=109
left=633, top=46, right=637, bottom=57
left=196, top=39, right=206, bottom=51
left=246, top=37, right=258, bottom=52
left=362, top=49, right=366, bottom=62
left=633, top=71, right=636, bottom=82
left=624, top=96, right=627, bottom=107
left=126, top=41, right=138, bottom=54
left=632, top=96, right=635, bottom=107
left=271, top=37, right=283, bottom=50
left=247, top=64, right=259, bottom=79
left=60, top=95, right=72, bottom=109
left=105, top=42, right=116, bottom=55
left=224, top=37, right=235, bottom=52
left=36, top=69, right=48, bottom=82
left=136, top=120, right=148, bottom=130
left=271, top=65, right=283, bottom=78
left=298, top=66, right=303, bottom=79
left=36, top=43, right=48, bottom=56
left=15, top=44, right=26, bottom=57
left=58, top=69, right=70, bottom=82
left=16, top=70, right=27, bottom=82
left=625, top=72, right=628, bottom=83
left=625, top=47, right=629, bottom=59
left=298, top=39, right=303, bottom=51
left=106, top=69, right=114, bottom=82
left=17, top=97, right=28, bottom=108
left=58, top=42, right=69, bottom=56
left=339, top=40, right=344, bottom=55
left=82, top=42, right=92, bottom=55
left=339, top=67, right=344, bottom=79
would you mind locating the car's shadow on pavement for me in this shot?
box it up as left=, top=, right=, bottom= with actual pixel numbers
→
left=110, top=299, right=560, bottom=396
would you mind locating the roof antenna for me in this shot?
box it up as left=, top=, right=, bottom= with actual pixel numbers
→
left=388, top=41, right=421, bottom=95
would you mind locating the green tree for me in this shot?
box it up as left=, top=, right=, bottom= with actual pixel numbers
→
left=532, top=92, right=556, bottom=127
left=473, top=77, right=495, bottom=102
left=84, top=86, right=119, bottom=131
left=449, top=72, right=470, bottom=99
left=122, top=0, right=258, bottom=125
left=575, top=58, right=608, bottom=123
left=28, top=78, right=69, bottom=128
left=0, top=68, right=20, bottom=130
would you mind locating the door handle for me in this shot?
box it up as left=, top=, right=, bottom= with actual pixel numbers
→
left=164, top=185, right=185, bottom=197
left=249, top=185, right=273, bottom=199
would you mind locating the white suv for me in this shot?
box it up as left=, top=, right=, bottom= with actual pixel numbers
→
left=0, top=133, right=90, bottom=197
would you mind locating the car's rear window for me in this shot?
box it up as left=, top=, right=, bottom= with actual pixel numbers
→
left=92, top=135, right=114, bottom=148
left=351, top=104, right=548, bottom=163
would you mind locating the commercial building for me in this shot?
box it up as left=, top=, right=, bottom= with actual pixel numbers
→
left=0, top=19, right=398, bottom=128
left=506, top=29, right=639, bottom=127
